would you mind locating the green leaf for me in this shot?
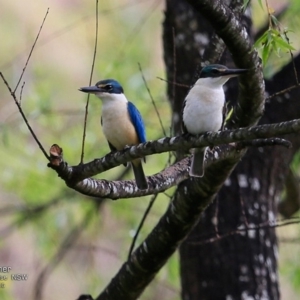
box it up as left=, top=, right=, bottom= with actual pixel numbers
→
left=271, top=15, right=279, bottom=27
left=258, top=0, right=264, bottom=10
left=225, top=107, right=233, bottom=122
left=262, top=43, right=271, bottom=66
left=275, top=36, right=295, bottom=51
left=242, top=0, right=250, bottom=11
left=254, top=31, right=268, bottom=48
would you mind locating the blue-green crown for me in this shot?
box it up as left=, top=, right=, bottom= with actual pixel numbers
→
left=199, top=64, right=229, bottom=78
left=199, top=64, right=247, bottom=78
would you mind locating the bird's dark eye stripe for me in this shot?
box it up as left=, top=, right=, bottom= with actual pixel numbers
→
left=211, top=69, right=219, bottom=74
left=96, top=84, right=113, bottom=90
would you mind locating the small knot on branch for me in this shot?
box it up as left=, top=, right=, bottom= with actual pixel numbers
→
left=48, top=144, right=63, bottom=167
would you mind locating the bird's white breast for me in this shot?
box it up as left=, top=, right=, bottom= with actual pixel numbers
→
left=101, top=94, right=139, bottom=150
left=183, top=80, right=225, bottom=135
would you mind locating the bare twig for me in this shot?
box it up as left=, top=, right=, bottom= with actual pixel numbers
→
left=279, top=237, right=300, bottom=244
left=112, top=0, right=161, bottom=67
left=266, top=84, right=300, bottom=100
left=240, top=197, right=249, bottom=227
left=156, top=76, right=189, bottom=88
left=34, top=207, right=95, bottom=300
left=283, top=30, right=299, bottom=85
left=212, top=198, right=220, bottom=238
left=189, top=217, right=300, bottom=246
left=254, top=4, right=289, bottom=40
left=162, top=192, right=172, bottom=199
left=80, top=0, right=99, bottom=164
left=169, top=27, right=177, bottom=164
left=128, top=193, right=158, bottom=259
left=19, top=81, right=26, bottom=105
left=0, top=72, right=49, bottom=160
left=13, top=8, right=49, bottom=93
left=138, top=63, right=167, bottom=137
left=1, top=9, right=50, bottom=160
left=172, top=27, right=177, bottom=103
left=264, top=0, right=272, bottom=29
left=0, top=222, right=18, bottom=239
left=0, top=197, right=61, bottom=217
left=1, top=1, right=155, bottom=71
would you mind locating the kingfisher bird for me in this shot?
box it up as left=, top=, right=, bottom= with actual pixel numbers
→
left=182, top=64, right=247, bottom=177
left=79, top=79, right=148, bottom=190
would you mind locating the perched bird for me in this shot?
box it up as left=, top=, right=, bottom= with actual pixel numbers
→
left=79, top=79, right=148, bottom=190
left=182, top=64, right=247, bottom=177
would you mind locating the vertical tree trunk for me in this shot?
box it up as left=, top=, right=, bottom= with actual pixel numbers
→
left=179, top=150, right=282, bottom=299
left=163, top=0, right=300, bottom=299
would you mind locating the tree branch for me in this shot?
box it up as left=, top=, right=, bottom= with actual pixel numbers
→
left=95, top=152, right=237, bottom=300
left=81, top=0, right=289, bottom=292
left=49, top=119, right=300, bottom=199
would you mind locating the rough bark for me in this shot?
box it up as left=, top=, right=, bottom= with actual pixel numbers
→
left=48, top=120, right=299, bottom=199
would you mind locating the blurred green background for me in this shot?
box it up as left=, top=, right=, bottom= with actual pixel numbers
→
left=0, top=0, right=300, bottom=299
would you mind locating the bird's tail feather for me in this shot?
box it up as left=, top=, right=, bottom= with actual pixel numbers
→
left=132, top=160, right=148, bottom=190
left=190, top=147, right=207, bottom=177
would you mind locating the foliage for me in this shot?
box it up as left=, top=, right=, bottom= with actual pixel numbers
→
left=0, top=1, right=173, bottom=299
left=1, top=0, right=300, bottom=299
left=253, top=0, right=295, bottom=67
left=254, top=28, right=295, bottom=66
left=251, top=0, right=300, bottom=76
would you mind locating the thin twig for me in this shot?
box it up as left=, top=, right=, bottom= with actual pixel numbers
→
left=265, top=0, right=272, bottom=29
left=1, top=2, right=153, bottom=71
left=128, top=193, right=158, bottom=259
left=138, top=63, right=167, bottom=137
left=170, top=27, right=177, bottom=164
left=0, top=222, right=18, bottom=239
left=213, top=198, right=220, bottom=238
left=283, top=30, right=299, bottom=85
left=279, top=237, right=300, bottom=244
left=19, top=81, right=26, bottom=105
left=156, top=76, right=189, bottom=88
left=266, top=84, right=300, bottom=100
left=167, top=125, right=174, bottom=166
left=254, top=4, right=289, bottom=41
left=0, top=197, right=61, bottom=216
left=190, top=218, right=300, bottom=246
left=34, top=207, right=95, bottom=300
left=162, top=192, right=172, bottom=199
left=1, top=9, right=50, bottom=160
left=172, top=27, right=176, bottom=104
left=112, top=0, right=160, bottom=69
left=240, top=197, right=249, bottom=227
left=13, top=8, right=49, bottom=93
left=80, top=0, right=99, bottom=164
left=0, top=72, right=49, bottom=160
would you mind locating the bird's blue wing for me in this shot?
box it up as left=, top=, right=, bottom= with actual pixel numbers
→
left=127, top=101, right=146, bottom=143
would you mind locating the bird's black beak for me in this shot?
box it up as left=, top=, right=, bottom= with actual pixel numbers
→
left=222, top=68, right=248, bottom=77
left=79, top=86, right=101, bottom=94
